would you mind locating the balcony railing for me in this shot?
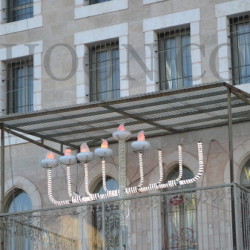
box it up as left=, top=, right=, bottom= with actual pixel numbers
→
left=0, top=184, right=249, bottom=250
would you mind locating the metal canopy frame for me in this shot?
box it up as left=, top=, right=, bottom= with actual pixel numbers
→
left=0, top=82, right=249, bottom=154
left=0, top=81, right=250, bottom=249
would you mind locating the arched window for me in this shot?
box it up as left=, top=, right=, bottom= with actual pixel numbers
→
left=6, top=189, right=32, bottom=213
left=5, top=189, right=33, bottom=250
left=95, top=177, right=119, bottom=194
left=163, top=166, right=197, bottom=250
left=93, top=177, right=119, bottom=250
left=240, top=159, right=250, bottom=188
left=240, top=159, right=250, bottom=248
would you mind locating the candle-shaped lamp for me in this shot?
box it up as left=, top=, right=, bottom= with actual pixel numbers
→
left=59, top=148, right=77, bottom=165
left=131, top=131, right=151, bottom=152
left=112, top=123, right=131, bottom=141
left=41, top=152, right=59, bottom=169
left=94, top=139, right=113, bottom=158
left=77, top=143, right=95, bottom=163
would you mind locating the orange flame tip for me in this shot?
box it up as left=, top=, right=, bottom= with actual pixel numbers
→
left=117, top=123, right=126, bottom=131
left=46, top=152, right=55, bottom=159
left=101, top=139, right=109, bottom=149
left=137, top=131, right=145, bottom=141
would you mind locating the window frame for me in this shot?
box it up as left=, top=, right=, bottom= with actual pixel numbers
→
left=89, top=0, right=111, bottom=5
left=230, top=14, right=250, bottom=85
left=89, top=40, right=120, bottom=102
left=158, top=27, right=193, bottom=90
left=0, top=41, right=42, bottom=119
left=143, top=8, right=201, bottom=93
left=5, top=188, right=32, bottom=213
left=163, top=166, right=198, bottom=250
left=215, top=0, right=250, bottom=87
left=74, top=23, right=129, bottom=104
left=7, top=0, right=33, bottom=23
left=6, top=56, right=34, bottom=114
left=5, top=188, right=33, bottom=250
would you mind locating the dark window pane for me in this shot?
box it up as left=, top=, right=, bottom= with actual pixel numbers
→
left=6, top=190, right=32, bottom=250
left=7, top=190, right=32, bottom=213
left=230, top=15, right=250, bottom=85
left=8, top=0, right=33, bottom=22
left=89, top=41, right=120, bottom=101
left=7, top=57, right=33, bottom=114
left=158, top=27, right=193, bottom=90
left=89, top=0, right=111, bottom=5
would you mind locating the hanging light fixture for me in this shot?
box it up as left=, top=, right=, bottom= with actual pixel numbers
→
left=41, top=124, right=204, bottom=205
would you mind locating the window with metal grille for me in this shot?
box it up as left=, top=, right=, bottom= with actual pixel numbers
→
left=230, top=15, right=250, bottom=85
left=5, top=189, right=33, bottom=249
left=89, top=0, right=111, bottom=5
left=241, top=159, right=250, bottom=189
left=93, top=177, right=119, bottom=250
left=158, top=27, right=192, bottom=90
left=7, top=0, right=33, bottom=23
left=89, top=40, right=120, bottom=102
left=6, top=57, right=33, bottom=114
left=163, top=166, right=198, bottom=250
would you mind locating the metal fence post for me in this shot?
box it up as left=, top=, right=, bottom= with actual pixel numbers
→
left=0, top=124, right=5, bottom=250
left=227, top=89, right=237, bottom=250
left=118, top=139, right=127, bottom=250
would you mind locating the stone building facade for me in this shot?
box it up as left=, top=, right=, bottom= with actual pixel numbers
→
left=0, top=0, right=249, bottom=249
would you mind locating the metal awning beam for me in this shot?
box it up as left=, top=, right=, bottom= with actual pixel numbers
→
left=23, top=115, right=127, bottom=133
left=0, top=82, right=248, bottom=148
left=104, top=105, right=178, bottom=133
left=4, top=128, right=64, bottom=155
left=25, top=95, right=233, bottom=134
left=40, top=121, right=141, bottom=137
left=5, top=125, right=79, bottom=149
left=0, top=82, right=226, bottom=124
left=7, top=109, right=112, bottom=128
left=169, top=110, right=250, bottom=129
left=5, top=88, right=228, bottom=130
left=62, top=126, right=167, bottom=144
left=114, top=90, right=227, bottom=111
left=176, top=117, right=250, bottom=133
left=231, top=89, right=250, bottom=105
left=44, top=101, right=246, bottom=138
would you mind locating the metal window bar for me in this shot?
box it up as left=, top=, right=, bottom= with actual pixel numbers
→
left=89, top=40, right=120, bottom=102
left=230, top=15, right=250, bottom=85
left=6, top=57, right=33, bottom=114
left=157, top=27, right=193, bottom=91
left=89, top=0, right=111, bottom=5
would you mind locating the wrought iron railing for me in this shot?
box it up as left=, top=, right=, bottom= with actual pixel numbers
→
left=0, top=184, right=249, bottom=250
